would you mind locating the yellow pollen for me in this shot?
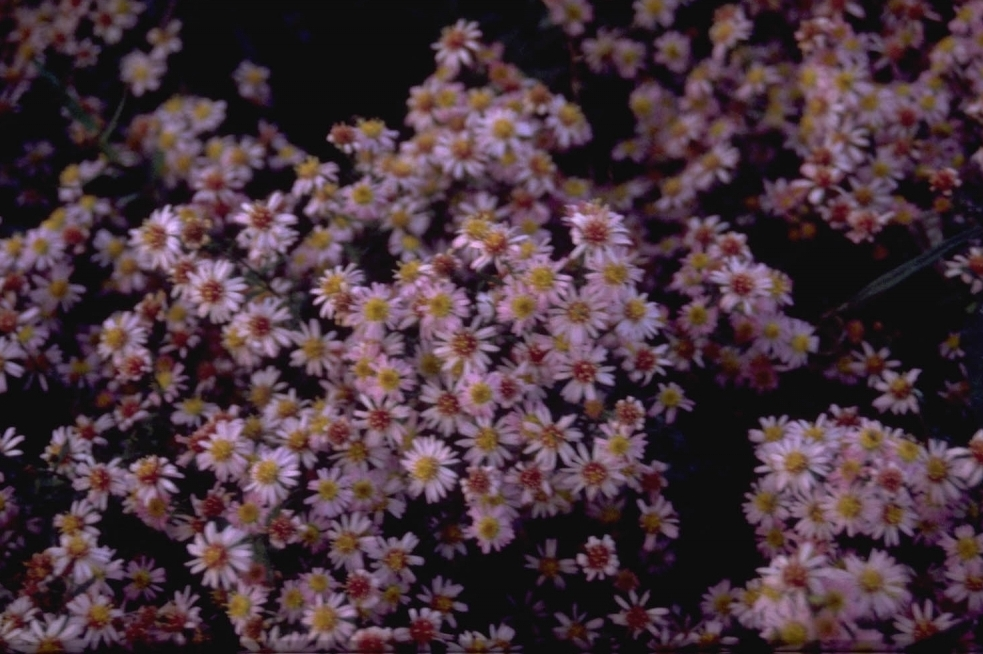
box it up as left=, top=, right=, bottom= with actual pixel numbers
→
left=308, top=574, right=330, bottom=593
left=227, top=593, right=251, bottom=619
left=310, top=605, right=338, bottom=632
left=837, top=495, right=862, bottom=518
left=334, top=532, right=358, bottom=554
left=210, top=439, right=234, bottom=461
left=253, top=460, right=279, bottom=485
left=624, top=298, right=647, bottom=321
left=412, top=456, right=439, bottom=482
left=925, top=457, right=948, bottom=483
left=958, top=536, right=980, bottom=561
left=351, top=185, right=374, bottom=206
left=469, top=382, right=493, bottom=405
left=527, top=267, right=555, bottom=291
left=428, top=294, right=451, bottom=318
left=363, top=297, right=390, bottom=322
left=201, top=543, right=228, bottom=568
left=476, top=516, right=500, bottom=540
left=858, top=568, right=883, bottom=593
left=784, top=450, right=808, bottom=474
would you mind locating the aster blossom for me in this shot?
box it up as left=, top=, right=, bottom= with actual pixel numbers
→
left=432, top=19, right=482, bottom=75
left=186, top=522, right=252, bottom=590
left=553, top=344, right=615, bottom=403
left=402, top=436, right=460, bottom=503
left=244, top=446, right=301, bottom=506
left=577, top=534, right=619, bottom=581
left=233, top=191, right=299, bottom=263
left=186, top=259, right=248, bottom=324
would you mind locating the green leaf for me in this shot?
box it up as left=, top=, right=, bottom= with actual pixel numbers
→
left=100, top=90, right=128, bottom=147
left=829, top=224, right=983, bottom=316
left=32, top=58, right=125, bottom=165
left=32, top=59, right=98, bottom=131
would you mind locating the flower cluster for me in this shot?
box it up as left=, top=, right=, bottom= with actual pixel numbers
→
left=731, top=406, right=983, bottom=648
left=544, top=0, right=983, bottom=247
left=1, top=0, right=983, bottom=650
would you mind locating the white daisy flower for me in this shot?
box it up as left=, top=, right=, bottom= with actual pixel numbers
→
left=186, top=522, right=252, bottom=590
left=401, top=436, right=459, bottom=503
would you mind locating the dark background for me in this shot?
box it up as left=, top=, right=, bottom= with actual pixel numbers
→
left=1, top=1, right=979, bottom=648
left=176, top=1, right=552, bottom=150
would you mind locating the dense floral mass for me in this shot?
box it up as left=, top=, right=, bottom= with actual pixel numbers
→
left=2, top=0, right=983, bottom=650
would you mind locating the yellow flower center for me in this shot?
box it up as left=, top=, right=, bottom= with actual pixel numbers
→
left=308, top=574, right=330, bottom=593
left=784, top=450, right=808, bottom=474
left=363, top=297, right=390, bottom=322
left=310, top=605, right=338, bottom=632
left=837, top=495, right=861, bottom=518
left=412, top=456, right=439, bottom=482
left=925, top=456, right=948, bottom=482
left=227, top=593, right=251, bottom=619
left=351, top=185, right=374, bottom=206
left=318, top=479, right=339, bottom=500
left=253, top=460, right=279, bottom=485
left=527, top=267, right=555, bottom=292
left=858, top=568, right=884, bottom=593
left=469, top=382, right=493, bottom=405
left=957, top=536, right=980, bottom=561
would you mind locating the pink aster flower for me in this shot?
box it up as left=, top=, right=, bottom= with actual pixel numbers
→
left=120, top=50, right=165, bottom=97
left=893, top=600, right=958, bottom=646
left=128, top=205, right=182, bottom=271
left=610, top=590, right=669, bottom=639
left=649, top=382, right=695, bottom=425
left=564, top=203, right=632, bottom=259
left=872, top=369, right=921, bottom=415
left=522, top=404, right=583, bottom=471
left=233, top=191, right=298, bottom=264
left=478, top=107, right=533, bottom=159
left=841, top=549, right=910, bottom=620
left=432, top=19, right=482, bottom=75
left=577, top=534, right=619, bottom=581
left=233, top=297, right=294, bottom=359
left=544, top=0, right=594, bottom=36
left=20, top=614, right=84, bottom=654
left=466, top=504, right=516, bottom=554
left=944, top=559, right=983, bottom=610
left=128, top=455, right=184, bottom=504
left=952, top=430, right=983, bottom=488
left=196, top=418, right=252, bottom=483
left=553, top=604, right=604, bottom=648
left=402, top=436, right=459, bottom=503
left=186, top=522, right=252, bottom=590
left=754, top=434, right=831, bottom=494
left=49, top=532, right=114, bottom=584
left=66, top=590, right=123, bottom=649
left=186, top=259, right=248, bottom=324
left=554, top=345, right=615, bottom=404
left=548, top=286, right=608, bottom=349
left=638, top=495, right=680, bottom=550
left=917, top=438, right=967, bottom=505
left=560, top=443, right=626, bottom=501
left=348, top=283, right=404, bottom=340
left=353, top=394, right=411, bottom=446
left=433, top=318, right=499, bottom=376
left=244, top=446, right=301, bottom=506
left=124, top=555, right=166, bottom=602
left=303, top=593, right=357, bottom=649
left=456, top=415, right=518, bottom=467
left=709, top=259, right=775, bottom=314
left=524, top=538, right=578, bottom=588
left=757, top=542, right=831, bottom=596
